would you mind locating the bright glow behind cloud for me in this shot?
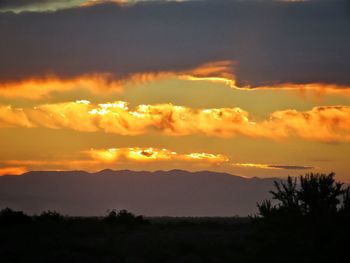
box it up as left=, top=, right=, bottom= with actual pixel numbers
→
left=86, top=147, right=228, bottom=163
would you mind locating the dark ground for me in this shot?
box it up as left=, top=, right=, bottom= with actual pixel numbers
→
left=0, top=215, right=349, bottom=263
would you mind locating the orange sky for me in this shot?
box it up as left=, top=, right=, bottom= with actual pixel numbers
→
left=1, top=68, right=349, bottom=181
left=1, top=0, right=350, bottom=182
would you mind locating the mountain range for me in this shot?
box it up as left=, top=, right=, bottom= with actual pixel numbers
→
left=0, top=169, right=277, bottom=216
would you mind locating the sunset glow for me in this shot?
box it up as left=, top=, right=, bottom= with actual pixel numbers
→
left=0, top=0, right=349, bottom=182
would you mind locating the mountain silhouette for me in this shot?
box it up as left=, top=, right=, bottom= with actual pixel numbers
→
left=0, top=170, right=276, bottom=216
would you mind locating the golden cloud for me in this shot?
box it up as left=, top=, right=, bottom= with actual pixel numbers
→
left=0, top=147, right=228, bottom=175
left=80, top=0, right=129, bottom=7
left=0, top=166, right=27, bottom=176
left=0, top=61, right=235, bottom=100
left=0, top=159, right=104, bottom=174
left=0, top=100, right=256, bottom=137
left=268, top=106, right=350, bottom=142
left=86, top=147, right=229, bottom=163
left=1, top=60, right=349, bottom=100
left=246, top=83, right=350, bottom=99
left=0, top=74, right=122, bottom=99
left=0, top=101, right=350, bottom=142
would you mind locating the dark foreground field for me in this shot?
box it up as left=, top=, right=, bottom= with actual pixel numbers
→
left=2, top=173, right=349, bottom=262
left=1, top=213, right=349, bottom=263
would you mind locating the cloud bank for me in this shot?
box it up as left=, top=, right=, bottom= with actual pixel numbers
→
left=1, top=100, right=349, bottom=142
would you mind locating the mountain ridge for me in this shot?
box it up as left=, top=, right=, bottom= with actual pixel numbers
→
left=5, top=169, right=277, bottom=181
left=0, top=169, right=277, bottom=216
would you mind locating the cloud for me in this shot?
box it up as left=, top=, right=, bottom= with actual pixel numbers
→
left=0, top=159, right=103, bottom=173
left=1, top=64, right=350, bottom=101
left=0, top=74, right=123, bottom=99
left=0, top=0, right=85, bottom=13
left=0, top=0, right=164, bottom=13
left=80, top=0, right=132, bottom=8
left=0, top=61, right=235, bottom=99
left=241, top=83, right=350, bottom=98
left=0, top=166, right=27, bottom=176
left=86, top=147, right=228, bottom=163
left=2, top=63, right=350, bottom=100
left=268, top=106, right=350, bottom=142
left=0, top=0, right=349, bottom=86
left=1, top=100, right=350, bottom=142
left=269, top=165, right=314, bottom=170
left=0, top=0, right=192, bottom=13
left=0, top=147, right=228, bottom=175
left=232, top=163, right=314, bottom=170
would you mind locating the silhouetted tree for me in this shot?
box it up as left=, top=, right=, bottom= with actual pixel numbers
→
left=298, top=173, right=343, bottom=217
left=0, top=208, right=31, bottom=224
left=257, top=200, right=277, bottom=218
left=271, top=176, right=301, bottom=214
left=340, top=186, right=350, bottom=216
left=257, top=176, right=300, bottom=218
left=258, top=173, right=348, bottom=218
left=36, top=210, right=64, bottom=223
left=103, top=209, right=148, bottom=225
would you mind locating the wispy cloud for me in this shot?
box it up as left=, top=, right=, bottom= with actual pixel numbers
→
left=1, top=60, right=350, bottom=101
left=0, top=0, right=191, bottom=13
left=232, top=163, right=314, bottom=170
left=0, top=0, right=180, bottom=13
left=0, top=0, right=85, bottom=13
left=0, top=61, right=235, bottom=99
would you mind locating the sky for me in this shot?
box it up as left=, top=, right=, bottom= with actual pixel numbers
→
left=0, top=0, right=350, bottom=181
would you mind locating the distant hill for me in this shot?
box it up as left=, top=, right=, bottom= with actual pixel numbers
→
left=0, top=170, right=277, bottom=216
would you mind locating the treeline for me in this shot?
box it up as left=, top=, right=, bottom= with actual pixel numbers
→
left=0, top=208, right=149, bottom=225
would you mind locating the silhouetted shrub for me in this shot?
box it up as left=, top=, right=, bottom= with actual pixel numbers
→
left=103, top=209, right=149, bottom=225
left=36, top=210, right=65, bottom=223
left=340, top=186, right=350, bottom=217
left=256, top=200, right=279, bottom=218
left=255, top=173, right=350, bottom=262
left=0, top=207, right=31, bottom=224
left=299, top=172, right=343, bottom=217
left=257, top=173, right=348, bottom=219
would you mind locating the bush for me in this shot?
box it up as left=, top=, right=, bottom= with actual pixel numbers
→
left=0, top=207, right=31, bottom=224
left=340, top=186, right=350, bottom=216
left=36, top=210, right=65, bottom=223
left=103, top=209, right=149, bottom=225
left=257, top=172, right=349, bottom=219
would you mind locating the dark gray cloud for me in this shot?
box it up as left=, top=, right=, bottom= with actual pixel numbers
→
left=0, top=0, right=349, bottom=86
left=269, top=165, right=314, bottom=170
